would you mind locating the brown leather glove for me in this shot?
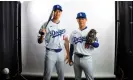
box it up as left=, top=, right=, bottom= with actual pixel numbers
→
left=85, top=29, right=97, bottom=48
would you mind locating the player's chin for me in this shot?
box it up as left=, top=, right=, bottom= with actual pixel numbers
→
left=79, top=23, right=84, bottom=26
left=55, top=16, right=60, bottom=19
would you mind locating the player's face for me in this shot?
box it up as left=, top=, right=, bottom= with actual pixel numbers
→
left=77, top=18, right=87, bottom=27
left=53, top=10, right=62, bottom=20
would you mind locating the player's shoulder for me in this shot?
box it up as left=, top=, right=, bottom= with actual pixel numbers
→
left=70, top=30, right=79, bottom=37
left=72, top=30, right=78, bottom=34
left=58, top=21, right=65, bottom=28
left=41, top=21, right=47, bottom=28
left=43, top=21, right=48, bottom=25
left=43, top=21, right=53, bottom=28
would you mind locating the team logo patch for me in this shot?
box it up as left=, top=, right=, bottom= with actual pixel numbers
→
left=50, top=29, right=66, bottom=38
left=80, top=13, right=82, bottom=16
left=73, top=36, right=86, bottom=44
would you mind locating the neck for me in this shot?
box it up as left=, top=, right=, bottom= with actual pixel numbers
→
left=52, top=18, right=59, bottom=23
left=79, top=25, right=86, bottom=30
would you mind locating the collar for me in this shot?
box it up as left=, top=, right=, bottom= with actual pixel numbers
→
left=80, top=26, right=87, bottom=31
left=51, top=19, right=60, bottom=24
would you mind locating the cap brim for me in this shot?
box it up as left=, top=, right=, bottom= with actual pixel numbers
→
left=76, top=17, right=86, bottom=19
left=54, top=8, right=62, bottom=11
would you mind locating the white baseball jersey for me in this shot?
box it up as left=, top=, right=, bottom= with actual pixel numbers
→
left=39, top=20, right=68, bottom=49
left=69, top=26, right=95, bottom=55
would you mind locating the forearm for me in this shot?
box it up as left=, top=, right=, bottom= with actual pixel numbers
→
left=64, top=39, right=69, bottom=57
left=70, top=44, right=74, bottom=61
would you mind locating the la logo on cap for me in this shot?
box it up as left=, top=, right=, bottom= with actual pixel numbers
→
left=80, top=13, right=82, bottom=16
left=57, top=5, right=59, bottom=8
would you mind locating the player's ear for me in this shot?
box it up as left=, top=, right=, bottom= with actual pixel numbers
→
left=52, top=11, right=54, bottom=15
left=85, top=18, right=87, bottom=21
left=77, top=19, right=79, bottom=22
left=53, top=11, right=55, bottom=16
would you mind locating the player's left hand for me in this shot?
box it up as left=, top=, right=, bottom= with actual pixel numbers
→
left=66, top=59, right=73, bottom=66
left=85, top=44, right=90, bottom=48
left=65, top=55, right=69, bottom=63
left=69, top=61, right=73, bottom=66
left=65, top=55, right=71, bottom=64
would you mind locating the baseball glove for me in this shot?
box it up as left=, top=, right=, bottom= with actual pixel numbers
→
left=85, top=29, right=97, bottom=48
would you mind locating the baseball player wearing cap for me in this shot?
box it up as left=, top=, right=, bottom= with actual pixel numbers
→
left=69, top=12, right=99, bottom=80
left=38, top=5, right=70, bottom=80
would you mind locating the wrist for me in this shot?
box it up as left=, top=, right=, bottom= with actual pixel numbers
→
left=92, top=42, right=99, bottom=48
left=41, top=35, right=44, bottom=38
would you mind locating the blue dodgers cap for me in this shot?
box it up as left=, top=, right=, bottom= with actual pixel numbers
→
left=76, top=12, right=87, bottom=19
left=53, top=4, right=62, bottom=11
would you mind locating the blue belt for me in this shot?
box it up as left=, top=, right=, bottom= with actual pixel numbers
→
left=46, top=48, right=62, bottom=52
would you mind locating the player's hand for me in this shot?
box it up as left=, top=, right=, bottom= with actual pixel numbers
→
left=65, top=55, right=69, bottom=62
left=65, top=59, right=73, bottom=66
left=65, top=55, right=70, bottom=64
left=85, top=43, right=90, bottom=48
left=40, top=29, right=46, bottom=35
left=65, top=56, right=73, bottom=66
left=42, top=29, right=46, bottom=32
left=69, top=60, right=73, bottom=66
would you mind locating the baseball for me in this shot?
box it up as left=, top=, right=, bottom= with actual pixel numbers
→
left=3, top=68, right=9, bottom=74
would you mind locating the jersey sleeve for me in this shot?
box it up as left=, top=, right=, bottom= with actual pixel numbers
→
left=39, top=22, right=47, bottom=31
left=63, top=29, right=69, bottom=40
left=37, top=22, right=48, bottom=38
left=70, top=44, right=74, bottom=61
left=69, top=32, right=74, bottom=44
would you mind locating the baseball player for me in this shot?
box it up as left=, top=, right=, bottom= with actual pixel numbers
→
left=69, top=12, right=99, bottom=80
left=38, top=5, right=70, bottom=80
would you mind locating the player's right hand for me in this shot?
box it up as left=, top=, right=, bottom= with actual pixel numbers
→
left=41, top=29, right=46, bottom=33
left=40, top=29, right=46, bottom=35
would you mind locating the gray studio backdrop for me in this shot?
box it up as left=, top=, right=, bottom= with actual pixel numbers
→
left=21, top=0, right=115, bottom=78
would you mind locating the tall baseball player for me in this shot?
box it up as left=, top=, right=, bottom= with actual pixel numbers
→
left=69, top=12, right=99, bottom=80
left=38, top=5, right=70, bottom=80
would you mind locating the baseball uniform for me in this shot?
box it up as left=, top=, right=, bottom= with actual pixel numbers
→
left=69, top=12, right=99, bottom=80
left=38, top=5, right=68, bottom=80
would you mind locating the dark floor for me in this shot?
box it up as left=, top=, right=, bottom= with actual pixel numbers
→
left=20, top=75, right=116, bottom=80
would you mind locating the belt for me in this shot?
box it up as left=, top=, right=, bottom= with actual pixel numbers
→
left=46, top=48, right=62, bottom=52
left=75, top=54, right=88, bottom=58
